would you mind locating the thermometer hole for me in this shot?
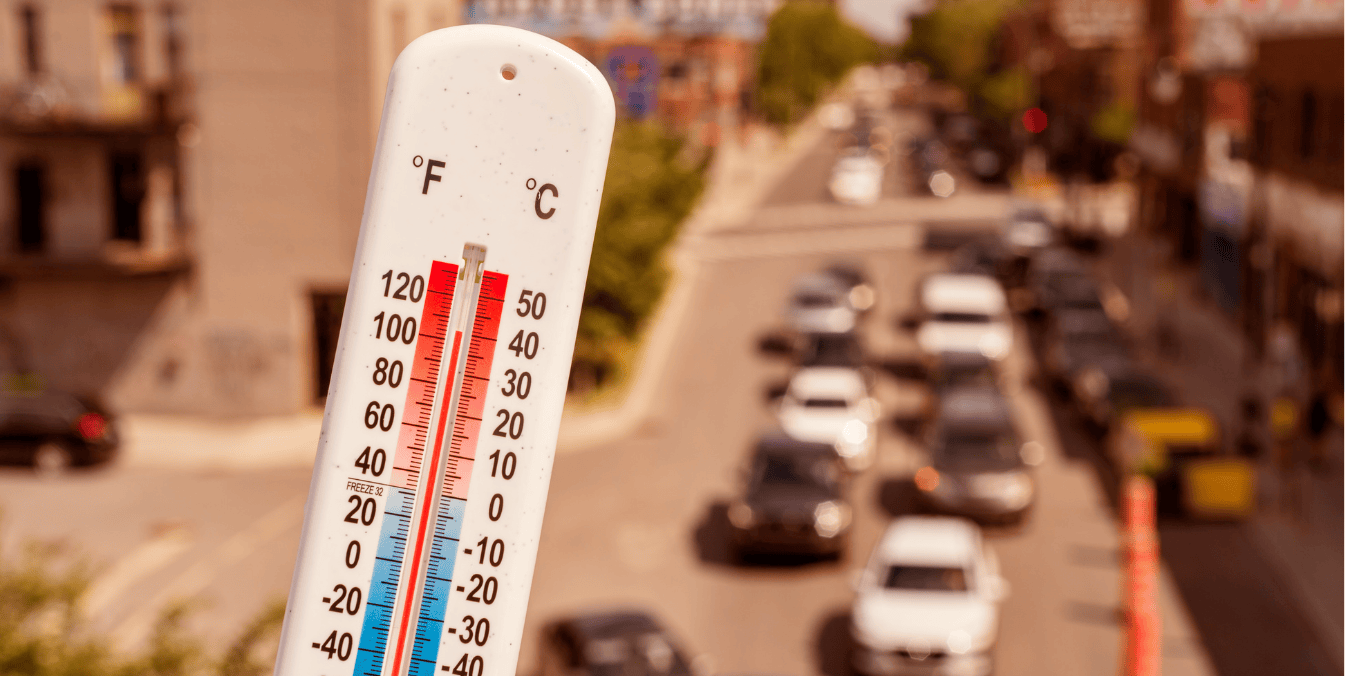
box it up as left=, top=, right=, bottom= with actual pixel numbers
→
left=501, top=64, right=517, bottom=80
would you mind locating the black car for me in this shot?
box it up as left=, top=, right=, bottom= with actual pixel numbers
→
left=951, top=234, right=1015, bottom=284
left=1071, top=358, right=1178, bottom=432
left=0, top=390, right=117, bottom=471
left=539, top=610, right=694, bottom=676
left=931, top=351, right=999, bottom=393
left=1024, top=247, right=1092, bottom=315
left=797, top=332, right=866, bottom=370
left=1041, top=308, right=1131, bottom=389
left=914, top=387, right=1035, bottom=524
left=726, top=435, right=850, bottom=559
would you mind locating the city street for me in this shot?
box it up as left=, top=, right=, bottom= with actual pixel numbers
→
left=0, top=109, right=1328, bottom=676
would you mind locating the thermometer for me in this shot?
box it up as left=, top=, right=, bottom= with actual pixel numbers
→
left=275, top=26, right=615, bottom=676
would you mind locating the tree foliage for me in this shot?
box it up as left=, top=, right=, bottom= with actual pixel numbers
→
left=755, top=1, right=879, bottom=126
left=904, top=0, right=1028, bottom=121
left=574, top=122, right=708, bottom=383
left=0, top=537, right=286, bottom=676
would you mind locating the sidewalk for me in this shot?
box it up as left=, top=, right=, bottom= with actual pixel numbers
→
left=1099, top=233, right=1345, bottom=665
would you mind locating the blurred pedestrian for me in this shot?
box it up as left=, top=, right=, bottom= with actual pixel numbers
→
left=1271, top=395, right=1307, bottom=525
left=1236, top=395, right=1265, bottom=460
left=1305, top=375, right=1335, bottom=473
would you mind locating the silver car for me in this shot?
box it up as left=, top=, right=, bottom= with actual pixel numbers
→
left=784, top=273, right=855, bottom=334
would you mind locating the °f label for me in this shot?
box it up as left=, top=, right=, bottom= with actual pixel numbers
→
left=274, top=24, right=615, bottom=676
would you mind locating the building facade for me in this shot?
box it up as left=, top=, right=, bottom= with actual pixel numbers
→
left=0, top=1, right=463, bottom=416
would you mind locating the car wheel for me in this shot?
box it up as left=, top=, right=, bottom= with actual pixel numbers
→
left=34, top=440, right=74, bottom=476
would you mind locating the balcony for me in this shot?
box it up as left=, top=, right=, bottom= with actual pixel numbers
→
left=0, top=75, right=191, bottom=140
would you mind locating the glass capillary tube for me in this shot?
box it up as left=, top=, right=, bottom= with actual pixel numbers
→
left=387, top=243, right=486, bottom=676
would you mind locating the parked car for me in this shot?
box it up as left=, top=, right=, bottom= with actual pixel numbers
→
left=929, top=351, right=1000, bottom=396
left=1071, top=358, right=1178, bottom=432
left=915, top=274, right=1014, bottom=362
left=784, top=273, right=855, bottom=335
left=822, top=260, right=876, bottom=312
left=851, top=516, right=1007, bottom=676
left=829, top=148, right=885, bottom=206
left=915, top=387, right=1036, bottom=523
left=912, top=137, right=956, bottom=198
left=0, top=390, right=117, bottom=472
left=777, top=367, right=879, bottom=471
left=1004, top=206, right=1054, bottom=254
left=1024, top=248, right=1092, bottom=315
left=726, top=434, right=851, bottom=559
left=798, top=332, right=867, bottom=371
left=1041, top=308, right=1131, bottom=390
left=950, top=235, right=1014, bottom=285
left=538, top=609, right=695, bottom=676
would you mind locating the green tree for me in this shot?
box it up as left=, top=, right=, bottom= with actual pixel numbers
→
left=755, top=1, right=879, bottom=126
left=573, top=122, right=708, bottom=386
left=903, top=0, right=1028, bottom=123
left=0, top=535, right=286, bottom=676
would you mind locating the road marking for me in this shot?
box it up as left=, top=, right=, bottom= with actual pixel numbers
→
left=108, top=496, right=304, bottom=651
left=82, top=524, right=194, bottom=618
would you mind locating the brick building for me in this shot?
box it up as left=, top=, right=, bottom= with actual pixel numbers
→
left=465, top=0, right=776, bottom=133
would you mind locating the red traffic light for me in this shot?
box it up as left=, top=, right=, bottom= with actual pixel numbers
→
left=1022, top=108, right=1048, bottom=133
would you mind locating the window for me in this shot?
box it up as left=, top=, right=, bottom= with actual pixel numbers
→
left=1299, top=89, right=1316, bottom=159
left=109, top=153, right=145, bottom=242
left=107, top=5, right=140, bottom=85
left=19, top=6, right=40, bottom=75
left=162, top=5, right=182, bottom=77
left=312, top=292, right=346, bottom=400
left=14, top=163, right=44, bottom=253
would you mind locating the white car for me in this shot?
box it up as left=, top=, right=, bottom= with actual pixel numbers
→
left=784, top=273, right=855, bottom=334
left=916, top=274, right=1014, bottom=361
left=851, top=517, right=1007, bottom=676
left=829, top=149, right=885, bottom=206
left=777, top=367, right=879, bottom=471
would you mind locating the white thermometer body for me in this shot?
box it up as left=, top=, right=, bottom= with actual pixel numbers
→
left=275, top=25, right=615, bottom=676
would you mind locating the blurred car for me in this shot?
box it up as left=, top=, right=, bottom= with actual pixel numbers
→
left=912, top=137, right=956, bottom=198
left=850, top=516, right=1007, bottom=676
left=949, top=235, right=1014, bottom=284
left=784, top=273, right=855, bottom=335
left=930, top=351, right=1000, bottom=395
left=829, top=149, right=885, bottom=206
left=1072, top=358, right=1178, bottom=432
left=915, top=274, right=1013, bottom=362
left=0, top=390, right=117, bottom=472
left=1041, top=308, right=1130, bottom=389
left=797, top=332, right=867, bottom=370
left=822, top=260, right=876, bottom=312
left=1024, top=247, right=1092, bottom=315
left=1004, top=206, right=1054, bottom=254
left=777, top=367, right=879, bottom=471
left=538, top=609, right=694, bottom=676
left=914, top=387, right=1036, bottom=523
left=726, top=434, right=851, bottom=558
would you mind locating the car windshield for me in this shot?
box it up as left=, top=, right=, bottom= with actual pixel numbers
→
left=937, top=364, right=995, bottom=389
left=802, top=398, right=849, bottom=409
left=1109, top=378, right=1174, bottom=409
left=802, top=336, right=862, bottom=367
left=580, top=632, right=690, bottom=676
left=754, top=453, right=840, bottom=488
left=936, top=430, right=1021, bottom=469
left=883, top=564, right=969, bottom=592
left=933, top=312, right=992, bottom=323
left=796, top=293, right=838, bottom=309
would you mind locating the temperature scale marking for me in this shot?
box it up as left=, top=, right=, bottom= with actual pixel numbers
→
left=353, top=253, right=508, bottom=676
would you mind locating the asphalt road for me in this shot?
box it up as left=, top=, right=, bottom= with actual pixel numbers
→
left=0, top=107, right=1330, bottom=676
